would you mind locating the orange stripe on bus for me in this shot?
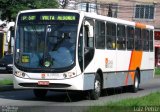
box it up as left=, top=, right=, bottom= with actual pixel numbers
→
left=125, top=50, right=143, bottom=85
left=135, top=23, right=146, bottom=29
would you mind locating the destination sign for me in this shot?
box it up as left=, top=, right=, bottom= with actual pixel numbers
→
left=21, top=15, right=76, bottom=21
left=40, top=15, right=76, bottom=21
left=21, top=15, right=36, bottom=21
left=18, top=12, right=79, bottom=24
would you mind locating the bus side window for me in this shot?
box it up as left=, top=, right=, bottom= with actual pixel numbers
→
left=106, top=22, right=116, bottom=49
left=117, top=24, right=126, bottom=50
left=95, top=20, right=105, bottom=49
left=142, top=29, right=149, bottom=51
left=149, top=30, right=153, bottom=51
left=127, top=26, right=134, bottom=50
left=135, top=28, right=142, bottom=50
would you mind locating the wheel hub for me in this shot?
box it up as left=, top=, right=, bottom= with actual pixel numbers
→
left=95, top=80, right=101, bottom=93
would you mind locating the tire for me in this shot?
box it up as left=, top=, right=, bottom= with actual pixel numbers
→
left=33, top=89, right=48, bottom=99
left=131, top=70, right=140, bottom=93
left=89, top=73, right=102, bottom=100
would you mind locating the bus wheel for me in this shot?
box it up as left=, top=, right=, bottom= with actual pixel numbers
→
left=90, top=73, right=101, bottom=100
left=131, top=71, right=140, bottom=93
left=33, top=89, right=48, bottom=99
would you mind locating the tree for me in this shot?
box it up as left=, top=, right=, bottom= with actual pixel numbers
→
left=59, top=0, right=69, bottom=9
left=0, top=0, right=59, bottom=21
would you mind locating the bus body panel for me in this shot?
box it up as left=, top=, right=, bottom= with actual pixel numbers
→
left=84, top=49, right=154, bottom=89
left=103, top=72, right=133, bottom=88
left=141, top=52, right=154, bottom=70
left=93, top=49, right=117, bottom=72
left=116, top=50, right=132, bottom=71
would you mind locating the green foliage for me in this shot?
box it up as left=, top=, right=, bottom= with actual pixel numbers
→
left=34, top=0, right=59, bottom=9
left=87, top=92, right=160, bottom=112
left=155, top=68, right=160, bottom=75
left=107, top=92, right=160, bottom=106
left=0, top=0, right=59, bottom=21
left=0, top=79, right=13, bottom=85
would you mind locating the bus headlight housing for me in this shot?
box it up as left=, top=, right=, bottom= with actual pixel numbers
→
left=63, top=72, right=76, bottom=78
left=14, top=71, right=29, bottom=78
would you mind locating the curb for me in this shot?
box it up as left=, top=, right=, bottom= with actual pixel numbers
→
left=155, top=75, right=160, bottom=78
left=0, top=85, right=14, bottom=92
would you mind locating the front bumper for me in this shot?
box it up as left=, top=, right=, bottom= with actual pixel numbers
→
left=13, top=74, right=84, bottom=90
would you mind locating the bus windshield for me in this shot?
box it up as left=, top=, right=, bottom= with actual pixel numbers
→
left=15, top=12, right=79, bottom=72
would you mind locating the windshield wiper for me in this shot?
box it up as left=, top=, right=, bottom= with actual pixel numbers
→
left=44, top=25, right=51, bottom=54
left=40, top=25, right=53, bottom=67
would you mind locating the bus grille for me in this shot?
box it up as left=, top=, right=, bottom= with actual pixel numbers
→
left=19, top=83, right=71, bottom=88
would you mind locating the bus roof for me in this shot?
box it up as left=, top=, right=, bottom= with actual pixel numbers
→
left=18, top=9, right=154, bottom=30
left=83, top=12, right=154, bottom=30
left=18, top=9, right=80, bottom=14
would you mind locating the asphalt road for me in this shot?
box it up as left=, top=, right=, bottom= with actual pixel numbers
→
left=0, top=74, right=160, bottom=112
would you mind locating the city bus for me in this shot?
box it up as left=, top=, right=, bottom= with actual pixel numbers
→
left=13, top=9, right=154, bottom=100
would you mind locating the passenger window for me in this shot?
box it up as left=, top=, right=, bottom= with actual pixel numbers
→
left=117, top=24, right=126, bottom=50
left=106, top=22, right=116, bottom=49
left=127, top=26, right=134, bottom=50
left=95, top=20, right=105, bottom=49
left=142, top=29, right=149, bottom=51
left=149, top=30, right=153, bottom=51
left=135, top=28, right=142, bottom=50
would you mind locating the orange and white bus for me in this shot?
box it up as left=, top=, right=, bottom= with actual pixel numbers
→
left=13, top=9, right=154, bottom=100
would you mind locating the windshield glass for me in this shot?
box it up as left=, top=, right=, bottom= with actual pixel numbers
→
left=15, top=12, right=79, bottom=71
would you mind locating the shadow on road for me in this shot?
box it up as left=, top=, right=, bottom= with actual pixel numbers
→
left=0, top=90, right=87, bottom=102
left=0, top=86, right=144, bottom=103
left=101, top=86, right=144, bottom=97
left=32, top=91, right=87, bottom=102
left=31, top=86, right=143, bottom=102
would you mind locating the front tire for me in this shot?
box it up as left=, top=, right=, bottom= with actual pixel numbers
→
left=33, top=89, right=48, bottom=99
left=89, top=73, right=102, bottom=100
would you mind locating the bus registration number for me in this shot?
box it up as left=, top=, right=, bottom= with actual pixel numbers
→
left=38, top=81, right=49, bottom=86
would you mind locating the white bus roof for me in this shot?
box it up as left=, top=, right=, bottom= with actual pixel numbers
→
left=83, top=12, right=154, bottom=30
left=18, top=9, right=80, bottom=14
left=18, top=9, right=154, bottom=30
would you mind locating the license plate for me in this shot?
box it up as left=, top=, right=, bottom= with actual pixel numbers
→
left=0, top=67, right=6, bottom=70
left=38, top=81, right=49, bottom=86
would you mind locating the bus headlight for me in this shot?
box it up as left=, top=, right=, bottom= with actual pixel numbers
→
left=14, top=71, right=29, bottom=78
left=63, top=72, right=76, bottom=78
